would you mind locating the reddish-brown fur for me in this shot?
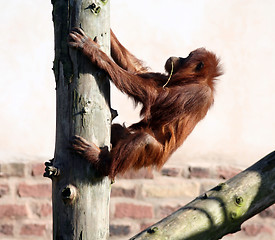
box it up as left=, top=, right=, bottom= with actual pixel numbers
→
left=69, top=28, right=222, bottom=179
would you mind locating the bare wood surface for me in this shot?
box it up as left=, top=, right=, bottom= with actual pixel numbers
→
left=131, top=151, right=275, bottom=240
left=50, top=1, right=111, bottom=239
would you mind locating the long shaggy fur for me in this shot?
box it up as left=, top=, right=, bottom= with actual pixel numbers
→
left=69, top=28, right=223, bottom=179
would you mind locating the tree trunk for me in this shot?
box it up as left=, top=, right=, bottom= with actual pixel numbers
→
left=49, top=1, right=111, bottom=239
left=131, top=151, right=275, bottom=240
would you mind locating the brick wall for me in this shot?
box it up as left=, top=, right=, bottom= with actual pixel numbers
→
left=0, top=161, right=275, bottom=240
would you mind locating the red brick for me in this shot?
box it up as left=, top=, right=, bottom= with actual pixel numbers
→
left=216, top=166, right=241, bottom=179
left=259, top=205, right=275, bottom=218
left=18, top=183, right=51, bottom=198
left=20, top=224, right=46, bottom=236
left=161, top=168, right=180, bottom=177
left=140, top=222, right=155, bottom=231
left=0, top=224, right=13, bottom=236
left=40, top=203, right=52, bottom=217
left=115, top=203, right=153, bottom=219
left=31, top=203, right=52, bottom=217
left=118, top=168, right=153, bottom=179
left=0, top=163, right=25, bottom=177
left=111, top=187, right=136, bottom=198
left=110, top=224, right=131, bottom=236
left=0, top=204, right=27, bottom=219
left=242, top=223, right=272, bottom=236
left=158, top=205, right=181, bottom=218
left=0, top=184, right=9, bottom=198
left=32, top=163, right=45, bottom=177
left=189, top=166, right=210, bottom=178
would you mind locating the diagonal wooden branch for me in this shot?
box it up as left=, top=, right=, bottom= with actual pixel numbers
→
left=131, top=151, right=275, bottom=240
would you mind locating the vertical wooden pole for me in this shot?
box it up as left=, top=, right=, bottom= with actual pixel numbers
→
left=50, top=0, right=111, bottom=239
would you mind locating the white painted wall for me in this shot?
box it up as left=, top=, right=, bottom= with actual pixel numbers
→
left=0, top=0, right=274, bottom=167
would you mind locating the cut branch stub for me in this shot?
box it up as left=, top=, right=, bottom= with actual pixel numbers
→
left=44, top=159, right=60, bottom=179
left=61, top=184, right=77, bottom=205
